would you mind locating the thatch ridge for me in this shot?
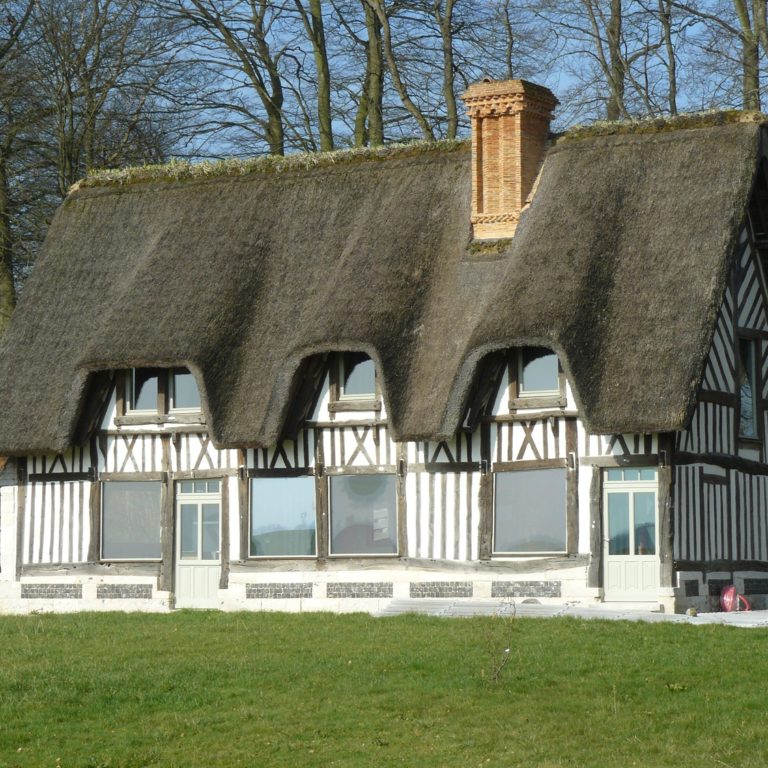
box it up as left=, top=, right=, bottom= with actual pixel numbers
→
left=75, top=138, right=470, bottom=191
left=0, top=121, right=761, bottom=453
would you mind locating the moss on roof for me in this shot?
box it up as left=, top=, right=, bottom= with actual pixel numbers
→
left=75, top=138, right=470, bottom=191
left=560, top=109, right=766, bottom=143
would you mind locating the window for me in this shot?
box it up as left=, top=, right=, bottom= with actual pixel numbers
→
left=493, top=469, right=566, bottom=554
left=518, top=348, right=560, bottom=396
left=120, top=367, right=201, bottom=419
left=101, top=481, right=162, bottom=560
left=738, top=338, right=759, bottom=439
left=250, top=476, right=316, bottom=557
left=328, top=353, right=381, bottom=412
left=126, top=368, right=160, bottom=413
left=170, top=368, right=201, bottom=411
left=339, top=352, right=376, bottom=399
left=509, top=348, right=564, bottom=409
left=329, top=474, right=397, bottom=555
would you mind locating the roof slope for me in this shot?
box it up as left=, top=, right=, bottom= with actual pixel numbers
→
left=0, top=122, right=760, bottom=453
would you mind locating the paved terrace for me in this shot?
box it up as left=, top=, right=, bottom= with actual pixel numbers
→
left=376, top=599, right=768, bottom=627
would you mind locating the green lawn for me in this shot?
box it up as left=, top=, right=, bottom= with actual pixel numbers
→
left=0, top=611, right=766, bottom=767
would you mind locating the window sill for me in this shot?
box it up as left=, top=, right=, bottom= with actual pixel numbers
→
left=328, top=399, right=382, bottom=413
left=510, top=396, right=566, bottom=411
left=115, top=413, right=206, bottom=427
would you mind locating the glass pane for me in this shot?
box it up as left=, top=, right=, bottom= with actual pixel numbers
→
left=101, top=481, right=162, bottom=559
left=179, top=481, right=194, bottom=494
left=607, top=492, right=630, bottom=555
left=201, top=504, right=219, bottom=560
left=634, top=492, right=656, bottom=555
left=194, top=480, right=206, bottom=493
left=623, top=469, right=640, bottom=481
left=605, top=469, right=622, bottom=481
left=494, top=469, right=566, bottom=553
left=171, top=368, right=200, bottom=410
left=520, top=348, right=559, bottom=393
left=342, top=353, right=375, bottom=397
left=206, top=480, right=220, bottom=493
left=330, top=475, right=397, bottom=555
left=639, top=468, right=657, bottom=481
left=180, top=504, right=198, bottom=560
left=250, top=476, right=316, bottom=556
left=130, top=369, right=158, bottom=412
left=739, top=339, right=757, bottom=438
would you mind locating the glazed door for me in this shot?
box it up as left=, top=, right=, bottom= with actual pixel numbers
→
left=175, top=481, right=221, bottom=608
left=603, top=469, right=659, bottom=601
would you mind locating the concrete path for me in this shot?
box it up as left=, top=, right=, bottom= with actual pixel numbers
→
left=375, top=598, right=768, bottom=627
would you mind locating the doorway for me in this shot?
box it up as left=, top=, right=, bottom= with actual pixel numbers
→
left=603, top=468, right=659, bottom=601
left=175, top=479, right=221, bottom=608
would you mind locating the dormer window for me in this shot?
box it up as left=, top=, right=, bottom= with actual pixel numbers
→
left=328, top=352, right=381, bottom=413
left=510, top=347, right=565, bottom=409
left=170, top=368, right=201, bottom=411
left=126, top=368, right=160, bottom=413
left=519, top=348, right=559, bottom=395
left=118, top=367, right=202, bottom=423
left=340, top=352, right=376, bottom=399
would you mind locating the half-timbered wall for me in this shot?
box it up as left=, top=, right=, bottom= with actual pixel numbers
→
left=675, top=227, right=768, bottom=569
left=9, top=345, right=678, bottom=614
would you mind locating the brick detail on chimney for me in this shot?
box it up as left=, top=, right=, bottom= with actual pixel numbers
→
left=461, top=79, right=557, bottom=240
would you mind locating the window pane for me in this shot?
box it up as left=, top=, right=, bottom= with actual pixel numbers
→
left=739, top=339, right=758, bottom=438
left=493, top=469, right=566, bottom=553
left=639, top=469, right=657, bottom=481
left=130, top=369, right=159, bottom=412
left=250, top=476, right=316, bottom=557
left=330, top=475, right=397, bottom=555
left=623, top=469, right=640, bottom=481
left=634, top=492, right=656, bottom=555
left=102, top=481, right=162, bottom=559
left=179, top=481, right=194, bottom=494
left=607, top=492, right=630, bottom=555
left=180, top=503, right=198, bottom=560
left=206, top=480, right=220, bottom=493
left=201, top=504, right=219, bottom=560
left=605, top=469, right=622, bottom=481
left=171, top=368, right=200, bottom=410
left=342, top=353, right=375, bottom=397
left=520, top=348, right=559, bottom=393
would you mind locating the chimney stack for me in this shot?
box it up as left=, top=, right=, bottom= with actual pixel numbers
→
left=461, top=79, right=557, bottom=240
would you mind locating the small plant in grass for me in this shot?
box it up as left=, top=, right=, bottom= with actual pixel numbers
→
left=482, top=599, right=517, bottom=684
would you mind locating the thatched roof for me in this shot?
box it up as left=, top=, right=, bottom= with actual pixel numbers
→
left=0, top=121, right=761, bottom=453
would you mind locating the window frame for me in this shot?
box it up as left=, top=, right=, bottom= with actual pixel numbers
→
left=327, top=471, right=399, bottom=558
left=508, top=348, right=566, bottom=411
left=328, top=352, right=382, bottom=413
left=737, top=335, right=762, bottom=443
left=491, top=466, right=568, bottom=556
left=248, top=470, right=318, bottom=559
left=100, top=478, right=164, bottom=562
left=115, top=367, right=204, bottom=425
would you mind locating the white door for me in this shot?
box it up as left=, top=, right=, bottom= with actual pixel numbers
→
left=603, top=468, right=659, bottom=601
left=175, top=480, right=221, bottom=609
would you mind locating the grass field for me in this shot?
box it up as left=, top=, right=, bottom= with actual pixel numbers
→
left=0, top=611, right=766, bottom=767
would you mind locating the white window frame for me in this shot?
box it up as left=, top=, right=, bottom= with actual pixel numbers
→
left=168, top=368, right=202, bottom=413
left=338, top=353, right=377, bottom=401
left=517, top=349, right=561, bottom=398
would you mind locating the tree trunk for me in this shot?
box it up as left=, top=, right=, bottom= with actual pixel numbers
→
left=295, top=0, right=334, bottom=151
left=435, top=0, right=458, bottom=139
left=0, top=153, right=16, bottom=333
left=364, top=3, right=384, bottom=145
left=606, top=0, right=626, bottom=120
left=658, top=0, right=677, bottom=114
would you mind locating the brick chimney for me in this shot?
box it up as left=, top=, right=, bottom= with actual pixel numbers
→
left=461, top=79, right=557, bottom=240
